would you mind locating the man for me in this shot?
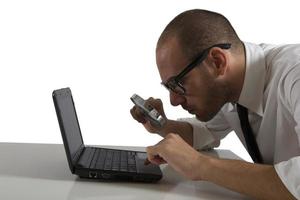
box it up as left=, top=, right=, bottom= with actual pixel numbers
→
left=130, top=9, right=299, bottom=199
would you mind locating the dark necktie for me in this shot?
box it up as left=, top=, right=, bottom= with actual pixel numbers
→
left=236, top=104, right=263, bottom=163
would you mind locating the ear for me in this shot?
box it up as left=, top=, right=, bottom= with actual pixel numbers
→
left=206, top=47, right=228, bottom=77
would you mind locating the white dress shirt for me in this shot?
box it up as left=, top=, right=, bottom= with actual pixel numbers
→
left=182, top=42, right=300, bottom=198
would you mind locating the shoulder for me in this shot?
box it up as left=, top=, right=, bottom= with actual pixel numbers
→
left=259, top=43, right=300, bottom=89
left=258, top=43, right=300, bottom=110
left=260, top=43, right=300, bottom=69
left=277, top=61, right=300, bottom=112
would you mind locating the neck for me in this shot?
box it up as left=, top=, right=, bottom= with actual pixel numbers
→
left=229, top=44, right=246, bottom=103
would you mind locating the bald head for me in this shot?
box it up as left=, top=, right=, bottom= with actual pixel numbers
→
left=157, top=9, right=243, bottom=61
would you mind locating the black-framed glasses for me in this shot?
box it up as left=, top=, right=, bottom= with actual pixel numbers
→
left=161, top=43, right=231, bottom=95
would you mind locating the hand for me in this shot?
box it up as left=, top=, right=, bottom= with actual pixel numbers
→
left=145, top=133, right=206, bottom=180
left=130, top=97, right=168, bottom=133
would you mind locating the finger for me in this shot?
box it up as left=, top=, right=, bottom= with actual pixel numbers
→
left=146, top=145, right=167, bottom=165
left=146, top=145, right=157, bottom=164
left=144, top=155, right=166, bottom=165
left=144, top=97, right=155, bottom=111
left=144, top=158, right=151, bottom=165
left=145, top=97, right=166, bottom=118
left=145, top=97, right=160, bottom=108
left=130, top=106, right=147, bottom=124
left=147, top=97, right=163, bottom=105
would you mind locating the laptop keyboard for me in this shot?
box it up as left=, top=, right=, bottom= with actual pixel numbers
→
left=89, top=148, right=137, bottom=172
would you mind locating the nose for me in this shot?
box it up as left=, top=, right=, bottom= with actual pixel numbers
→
left=169, top=92, right=185, bottom=106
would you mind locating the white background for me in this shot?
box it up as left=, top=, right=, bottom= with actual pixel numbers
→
left=1, top=0, right=300, bottom=162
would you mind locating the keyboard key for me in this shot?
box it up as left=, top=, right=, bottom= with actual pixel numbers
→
left=128, top=165, right=136, bottom=172
left=111, top=165, right=120, bottom=171
left=128, top=158, right=135, bottom=165
left=121, top=151, right=127, bottom=162
left=90, top=149, right=138, bottom=172
left=90, top=149, right=100, bottom=169
left=104, top=162, right=112, bottom=170
left=95, top=149, right=106, bottom=170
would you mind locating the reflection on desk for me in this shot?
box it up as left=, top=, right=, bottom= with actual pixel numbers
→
left=0, top=143, right=250, bottom=200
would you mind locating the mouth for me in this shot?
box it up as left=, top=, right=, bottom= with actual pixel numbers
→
left=182, top=105, right=195, bottom=114
left=188, top=110, right=196, bottom=114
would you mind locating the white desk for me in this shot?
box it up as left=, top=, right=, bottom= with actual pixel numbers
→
left=0, top=143, right=250, bottom=200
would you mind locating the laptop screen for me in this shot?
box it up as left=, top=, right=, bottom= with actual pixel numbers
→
left=53, top=88, right=84, bottom=166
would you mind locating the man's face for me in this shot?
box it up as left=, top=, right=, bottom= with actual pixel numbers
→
left=156, top=37, right=228, bottom=122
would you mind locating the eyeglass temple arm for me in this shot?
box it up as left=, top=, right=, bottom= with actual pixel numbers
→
left=175, top=43, right=231, bottom=81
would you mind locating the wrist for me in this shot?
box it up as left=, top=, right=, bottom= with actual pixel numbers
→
left=157, top=119, right=172, bottom=137
left=195, top=153, right=214, bottom=181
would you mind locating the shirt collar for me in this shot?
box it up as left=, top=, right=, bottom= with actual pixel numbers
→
left=228, top=42, right=266, bottom=116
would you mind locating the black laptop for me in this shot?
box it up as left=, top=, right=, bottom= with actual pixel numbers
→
left=52, top=88, right=162, bottom=182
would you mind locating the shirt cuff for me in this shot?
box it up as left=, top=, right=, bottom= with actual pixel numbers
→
left=274, top=156, right=300, bottom=199
left=178, top=117, right=220, bottom=150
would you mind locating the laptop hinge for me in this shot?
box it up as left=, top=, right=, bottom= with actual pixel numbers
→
left=71, top=145, right=85, bottom=172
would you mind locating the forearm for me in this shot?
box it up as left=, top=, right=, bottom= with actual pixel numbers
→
left=201, top=156, right=295, bottom=200
left=159, top=119, right=193, bottom=146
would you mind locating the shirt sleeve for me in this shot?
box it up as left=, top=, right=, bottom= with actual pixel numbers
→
left=274, top=157, right=300, bottom=199
left=178, top=107, right=233, bottom=150
left=274, top=67, right=300, bottom=199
